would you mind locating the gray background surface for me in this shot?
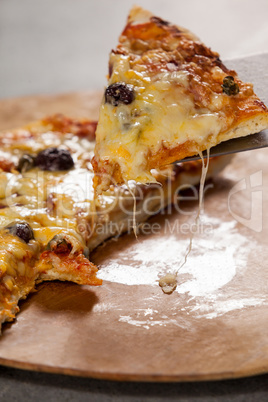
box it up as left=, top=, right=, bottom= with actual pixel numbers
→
left=1, top=0, right=268, bottom=99
left=0, top=0, right=268, bottom=400
left=0, top=365, right=268, bottom=402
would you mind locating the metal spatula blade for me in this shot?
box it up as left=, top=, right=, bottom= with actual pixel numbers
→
left=175, top=130, right=268, bottom=163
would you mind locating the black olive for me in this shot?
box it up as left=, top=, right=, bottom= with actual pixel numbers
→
left=222, top=76, right=240, bottom=96
left=105, top=82, right=135, bottom=106
left=35, top=147, right=74, bottom=171
left=46, top=234, right=72, bottom=254
left=151, top=16, right=170, bottom=26
left=17, top=154, right=36, bottom=172
left=6, top=221, right=34, bottom=243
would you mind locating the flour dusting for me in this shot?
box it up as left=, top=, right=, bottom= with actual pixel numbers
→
left=98, top=216, right=250, bottom=297
left=97, top=214, right=266, bottom=321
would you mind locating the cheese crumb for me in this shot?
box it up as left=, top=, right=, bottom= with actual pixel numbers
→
left=159, top=273, right=177, bottom=294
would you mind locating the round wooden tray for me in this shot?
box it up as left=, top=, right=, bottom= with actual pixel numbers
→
left=0, top=88, right=267, bottom=382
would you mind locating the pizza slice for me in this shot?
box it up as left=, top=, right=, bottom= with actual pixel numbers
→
left=0, top=113, right=231, bottom=330
left=0, top=115, right=101, bottom=329
left=92, top=6, right=268, bottom=194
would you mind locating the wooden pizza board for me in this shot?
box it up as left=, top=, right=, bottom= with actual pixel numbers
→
left=0, top=54, right=267, bottom=381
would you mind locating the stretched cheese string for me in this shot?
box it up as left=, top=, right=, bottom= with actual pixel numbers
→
left=176, top=148, right=210, bottom=273
left=159, top=149, right=210, bottom=294
left=126, top=150, right=211, bottom=293
left=126, top=182, right=138, bottom=239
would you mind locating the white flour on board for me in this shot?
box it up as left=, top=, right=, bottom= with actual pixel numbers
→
left=98, top=216, right=248, bottom=296
left=97, top=214, right=266, bottom=322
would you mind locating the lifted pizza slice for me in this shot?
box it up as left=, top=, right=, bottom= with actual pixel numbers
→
left=93, top=6, right=268, bottom=194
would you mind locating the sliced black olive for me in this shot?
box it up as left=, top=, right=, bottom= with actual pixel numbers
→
left=6, top=221, right=34, bottom=243
left=108, top=61, right=113, bottom=78
left=35, top=147, right=74, bottom=171
left=151, top=16, right=170, bottom=26
left=105, top=82, right=135, bottom=106
left=222, top=76, right=240, bottom=96
left=46, top=234, right=72, bottom=254
left=17, top=154, right=36, bottom=172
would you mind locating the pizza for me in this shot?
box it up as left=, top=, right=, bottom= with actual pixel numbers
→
left=0, top=113, right=231, bottom=330
left=0, top=115, right=101, bottom=329
left=92, top=6, right=268, bottom=194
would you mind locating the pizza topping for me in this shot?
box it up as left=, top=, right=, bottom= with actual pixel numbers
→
left=41, top=114, right=97, bottom=140
left=3, top=275, right=15, bottom=291
left=5, top=221, right=34, bottom=244
left=46, top=233, right=88, bottom=257
left=46, top=235, right=72, bottom=254
left=36, top=147, right=74, bottom=171
left=222, top=76, right=240, bottom=96
left=0, top=157, right=15, bottom=172
left=151, top=16, right=170, bottom=27
left=105, top=82, right=135, bottom=106
left=17, top=154, right=36, bottom=172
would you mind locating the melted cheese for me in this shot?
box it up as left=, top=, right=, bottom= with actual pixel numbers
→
left=97, top=57, right=223, bottom=184
left=0, top=119, right=104, bottom=329
left=177, top=150, right=210, bottom=270
left=159, top=150, right=210, bottom=294
left=0, top=124, right=98, bottom=231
